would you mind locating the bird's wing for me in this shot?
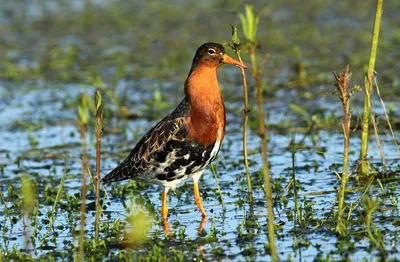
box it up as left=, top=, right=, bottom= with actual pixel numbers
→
left=101, top=117, right=188, bottom=183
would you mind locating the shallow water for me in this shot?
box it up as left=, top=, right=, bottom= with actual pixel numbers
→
left=1, top=79, right=399, bottom=260
left=1, top=0, right=400, bottom=261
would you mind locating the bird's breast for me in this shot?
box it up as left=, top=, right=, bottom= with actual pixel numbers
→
left=186, top=97, right=225, bottom=146
left=184, top=65, right=225, bottom=146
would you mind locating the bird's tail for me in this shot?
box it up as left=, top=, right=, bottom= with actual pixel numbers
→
left=101, top=163, right=131, bottom=184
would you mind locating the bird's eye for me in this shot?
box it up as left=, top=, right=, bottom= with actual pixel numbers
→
left=208, top=48, right=216, bottom=55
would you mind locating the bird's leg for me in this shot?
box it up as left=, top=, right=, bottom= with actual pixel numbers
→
left=197, top=216, right=207, bottom=234
left=161, top=187, right=170, bottom=234
left=193, top=180, right=207, bottom=217
left=163, top=220, right=170, bottom=235
left=161, top=187, right=169, bottom=220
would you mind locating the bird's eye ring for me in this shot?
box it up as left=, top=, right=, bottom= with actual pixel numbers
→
left=208, top=48, right=216, bottom=55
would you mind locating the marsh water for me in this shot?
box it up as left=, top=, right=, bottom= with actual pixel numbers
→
left=1, top=1, right=400, bottom=261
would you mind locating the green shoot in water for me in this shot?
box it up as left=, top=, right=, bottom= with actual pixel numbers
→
left=359, top=0, right=383, bottom=177
left=78, top=93, right=89, bottom=261
left=238, top=5, right=277, bottom=262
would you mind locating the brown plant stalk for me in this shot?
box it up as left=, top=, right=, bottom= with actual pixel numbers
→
left=333, top=65, right=351, bottom=234
left=231, top=27, right=253, bottom=202
left=248, top=45, right=276, bottom=259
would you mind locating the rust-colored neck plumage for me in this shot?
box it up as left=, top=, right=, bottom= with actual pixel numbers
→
left=184, top=63, right=225, bottom=146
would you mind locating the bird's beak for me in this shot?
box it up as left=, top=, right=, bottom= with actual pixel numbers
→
left=221, top=54, right=247, bottom=69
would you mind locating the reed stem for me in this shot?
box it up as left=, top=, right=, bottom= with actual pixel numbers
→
left=94, top=89, right=103, bottom=244
left=210, top=164, right=225, bottom=210
left=21, top=175, right=35, bottom=253
left=78, top=93, right=89, bottom=261
left=374, top=78, right=400, bottom=156
left=368, top=78, right=387, bottom=173
left=333, top=65, right=351, bottom=234
left=231, top=26, right=253, bottom=203
left=236, top=4, right=277, bottom=258
left=291, top=134, right=299, bottom=227
left=359, top=0, right=383, bottom=177
left=79, top=128, right=88, bottom=261
left=248, top=45, right=277, bottom=261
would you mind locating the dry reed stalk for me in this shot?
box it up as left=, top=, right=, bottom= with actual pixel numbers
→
left=333, top=65, right=351, bottom=234
left=231, top=25, right=253, bottom=203
left=248, top=45, right=276, bottom=260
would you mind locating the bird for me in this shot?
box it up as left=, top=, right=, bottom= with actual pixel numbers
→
left=102, top=42, right=247, bottom=224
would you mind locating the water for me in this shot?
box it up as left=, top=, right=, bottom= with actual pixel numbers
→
left=1, top=78, right=399, bottom=260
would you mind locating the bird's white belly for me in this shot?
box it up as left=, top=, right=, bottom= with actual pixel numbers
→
left=167, top=133, right=222, bottom=190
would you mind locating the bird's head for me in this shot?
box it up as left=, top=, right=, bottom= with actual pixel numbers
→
left=189, top=43, right=247, bottom=73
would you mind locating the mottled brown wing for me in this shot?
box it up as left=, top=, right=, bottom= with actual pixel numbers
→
left=101, top=117, right=187, bottom=184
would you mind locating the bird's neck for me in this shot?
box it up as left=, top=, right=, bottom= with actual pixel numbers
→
left=184, top=65, right=225, bottom=146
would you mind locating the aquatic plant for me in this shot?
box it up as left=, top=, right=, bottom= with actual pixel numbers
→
left=359, top=0, right=383, bottom=177
left=230, top=25, right=253, bottom=203
left=290, top=134, right=300, bottom=231
left=122, top=210, right=151, bottom=247
left=374, top=79, right=400, bottom=156
left=20, top=175, right=35, bottom=252
left=39, top=156, right=69, bottom=248
left=332, top=65, right=352, bottom=234
left=210, top=164, right=225, bottom=211
left=238, top=4, right=277, bottom=261
left=94, top=89, right=103, bottom=244
left=77, top=93, right=89, bottom=261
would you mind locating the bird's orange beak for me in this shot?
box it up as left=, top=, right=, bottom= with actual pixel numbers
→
left=221, top=54, right=247, bottom=69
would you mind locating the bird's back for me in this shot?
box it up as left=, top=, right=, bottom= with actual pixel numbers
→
left=101, top=97, right=221, bottom=188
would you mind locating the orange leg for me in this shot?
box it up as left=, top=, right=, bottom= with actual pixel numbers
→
left=197, top=216, right=207, bottom=234
left=161, top=188, right=170, bottom=234
left=161, top=189, right=169, bottom=220
left=163, top=219, right=170, bottom=235
left=193, top=180, right=207, bottom=217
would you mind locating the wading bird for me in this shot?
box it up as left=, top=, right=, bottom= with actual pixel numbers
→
left=102, top=43, right=246, bottom=231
